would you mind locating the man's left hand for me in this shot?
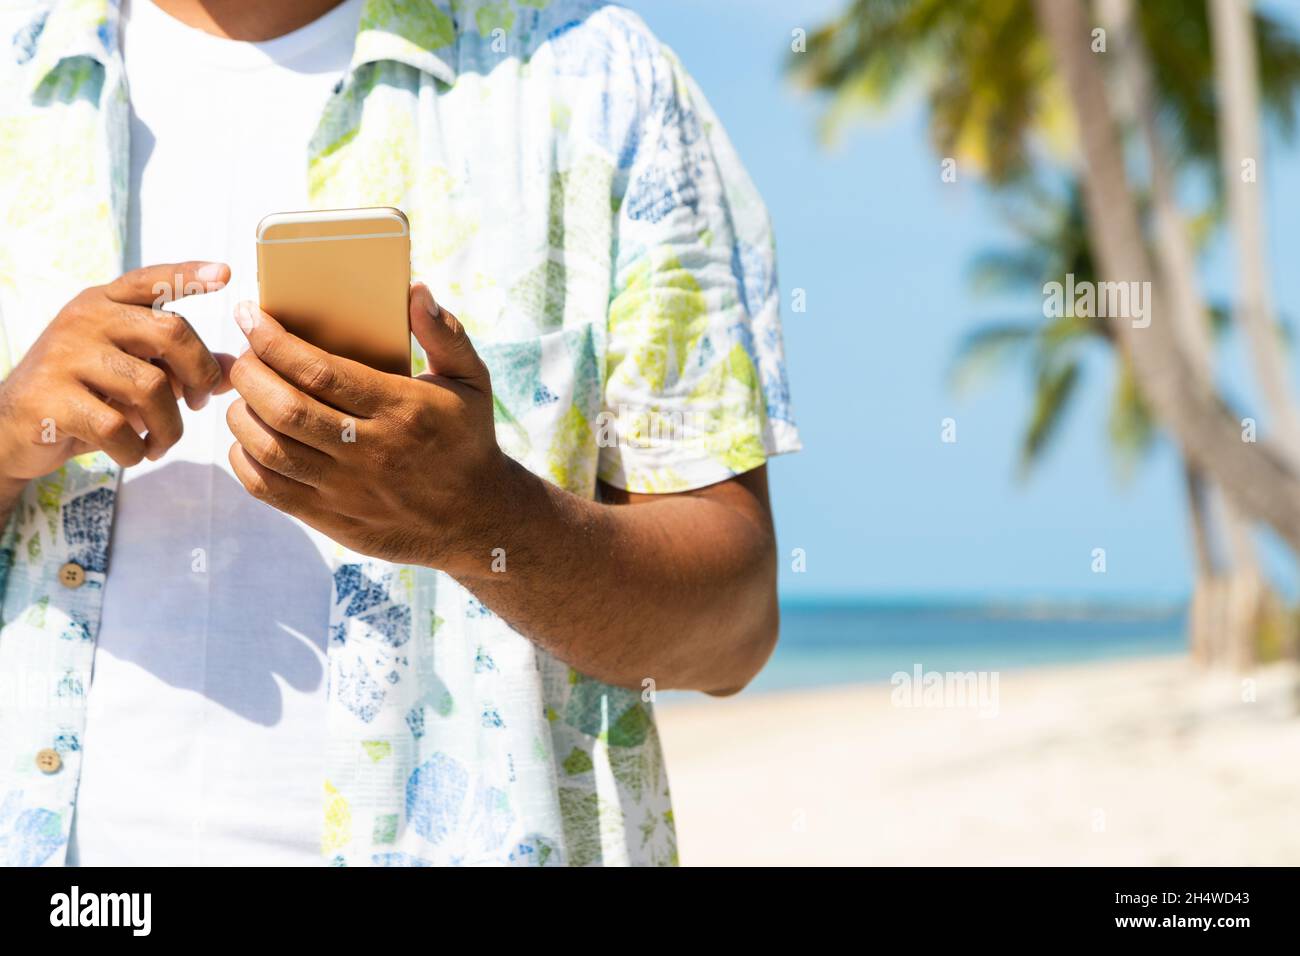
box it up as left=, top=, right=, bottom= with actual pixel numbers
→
left=226, top=283, right=513, bottom=574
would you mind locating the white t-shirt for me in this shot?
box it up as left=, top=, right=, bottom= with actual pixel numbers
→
left=68, top=0, right=364, bottom=866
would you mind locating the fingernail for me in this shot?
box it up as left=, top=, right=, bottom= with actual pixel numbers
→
left=197, top=262, right=226, bottom=281
left=425, top=290, right=440, bottom=318
left=234, top=301, right=257, bottom=333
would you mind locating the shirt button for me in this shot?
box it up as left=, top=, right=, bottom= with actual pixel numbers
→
left=58, top=562, right=86, bottom=589
left=35, top=748, right=62, bottom=774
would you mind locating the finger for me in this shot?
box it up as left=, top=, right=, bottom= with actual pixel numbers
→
left=79, top=349, right=184, bottom=460
left=212, top=352, right=237, bottom=394
left=104, top=261, right=229, bottom=305
left=105, top=302, right=224, bottom=408
left=409, top=284, right=489, bottom=388
left=228, top=349, right=352, bottom=452
left=228, top=442, right=325, bottom=520
left=106, top=397, right=148, bottom=436
left=61, top=392, right=149, bottom=468
left=155, top=352, right=236, bottom=410
left=234, top=301, right=387, bottom=416
left=225, top=398, right=332, bottom=487
left=149, top=358, right=186, bottom=401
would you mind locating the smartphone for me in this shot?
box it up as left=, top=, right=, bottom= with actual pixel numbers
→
left=256, top=207, right=411, bottom=375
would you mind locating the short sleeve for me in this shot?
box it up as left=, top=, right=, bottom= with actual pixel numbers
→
left=597, top=41, right=800, bottom=494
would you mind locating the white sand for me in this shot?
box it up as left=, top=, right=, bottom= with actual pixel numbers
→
left=655, top=656, right=1300, bottom=865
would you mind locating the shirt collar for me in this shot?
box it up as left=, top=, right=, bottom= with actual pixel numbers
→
left=20, top=0, right=118, bottom=96
left=349, top=0, right=458, bottom=85
left=21, top=0, right=458, bottom=96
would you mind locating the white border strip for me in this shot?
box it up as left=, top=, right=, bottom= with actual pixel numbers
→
left=257, top=230, right=408, bottom=245
left=256, top=207, right=409, bottom=242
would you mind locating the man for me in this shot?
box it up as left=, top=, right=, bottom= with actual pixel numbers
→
left=0, top=0, right=798, bottom=866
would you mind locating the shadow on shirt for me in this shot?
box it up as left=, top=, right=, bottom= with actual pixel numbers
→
left=95, top=461, right=333, bottom=726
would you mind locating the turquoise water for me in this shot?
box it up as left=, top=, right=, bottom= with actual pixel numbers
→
left=736, top=601, right=1188, bottom=695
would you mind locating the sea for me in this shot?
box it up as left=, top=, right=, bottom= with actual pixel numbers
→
left=689, top=600, right=1189, bottom=697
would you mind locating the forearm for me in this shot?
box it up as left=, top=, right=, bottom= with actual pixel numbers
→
left=452, top=456, right=779, bottom=695
left=219, top=293, right=780, bottom=692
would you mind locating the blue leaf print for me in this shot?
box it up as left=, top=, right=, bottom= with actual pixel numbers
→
left=336, top=654, right=386, bottom=723
left=406, top=753, right=468, bottom=845
left=508, top=833, right=560, bottom=867
left=62, top=486, right=114, bottom=574
left=405, top=704, right=426, bottom=739
left=331, top=564, right=412, bottom=648
left=12, top=8, right=49, bottom=66
left=0, top=800, right=64, bottom=867
left=59, top=610, right=91, bottom=642
left=372, top=852, right=432, bottom=867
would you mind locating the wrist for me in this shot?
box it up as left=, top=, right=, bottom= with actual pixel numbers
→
left=439, top=450, right=536, bottom=582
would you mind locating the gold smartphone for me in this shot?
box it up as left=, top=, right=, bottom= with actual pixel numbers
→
left=256, top=207, right=411, bottom=375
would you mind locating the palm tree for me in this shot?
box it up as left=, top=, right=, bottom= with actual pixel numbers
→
left=792, top=0, right=1300, bottom=663
left=951, top=183, right=1292, bottom=662
left=1031, top=0, right=1300, bottom=542
left=794, top=0, right=1300, bottom=186
left=952, top=184, right=1201, bottom=483
left=1210, top=0, right=1300, bottom=469
left=1097, top=0, right=1270, bottom=666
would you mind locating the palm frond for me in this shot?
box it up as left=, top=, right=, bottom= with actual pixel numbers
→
left=1108, top=358, right=1157, bottom=481
left=948, top=322, right=1039, bottom=393
left=1019, top=361, right=1082, bottom=474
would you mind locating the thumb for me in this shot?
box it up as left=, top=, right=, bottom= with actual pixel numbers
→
left=410, top=283, right=487, bottom=386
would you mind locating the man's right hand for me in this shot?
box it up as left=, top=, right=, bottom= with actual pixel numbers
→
left=0, top=261, right=236, bottom=489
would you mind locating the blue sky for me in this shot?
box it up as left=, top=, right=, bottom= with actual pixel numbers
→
left=629, top=0, right=1300, bottom=603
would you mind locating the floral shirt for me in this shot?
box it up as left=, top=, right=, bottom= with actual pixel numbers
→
left=0, top=0, right=798, bottom=866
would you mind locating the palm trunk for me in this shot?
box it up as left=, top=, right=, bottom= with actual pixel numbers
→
left=1184, top=462, right=1217, bottom=666
left=1097, top=0, right=1215, bottom=377
left=1092, top=0, right=1271, bottom=668
left=1033, top=0, right=1300, bottom=558
left=1183, top=463, right=1216, bottom=580
left=1209, top=0, right=1300, bottom=465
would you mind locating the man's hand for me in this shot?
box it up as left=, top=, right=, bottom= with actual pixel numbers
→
left=225, top=283, right=511, bottom=572
left=0, top=262, right=235, bottom=487
left=228, top=282, right=779, bottom=695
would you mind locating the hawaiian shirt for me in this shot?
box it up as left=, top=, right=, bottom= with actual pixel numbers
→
left=0, top=0, right=798, bottom=866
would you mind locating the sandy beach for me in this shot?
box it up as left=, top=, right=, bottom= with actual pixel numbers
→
left=656, top=656, right=1300, bottom=866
